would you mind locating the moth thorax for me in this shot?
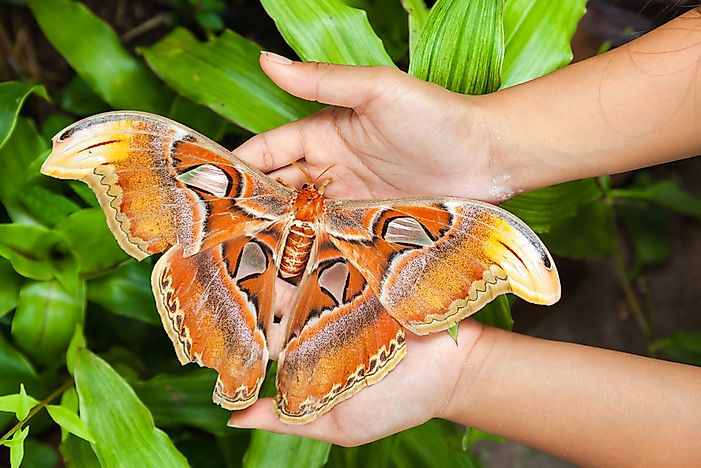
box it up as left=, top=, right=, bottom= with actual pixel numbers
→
left=280, top=221, right=315, bottom=278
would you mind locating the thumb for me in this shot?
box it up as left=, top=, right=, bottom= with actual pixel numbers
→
left=260, top=51, right=397, bottom=109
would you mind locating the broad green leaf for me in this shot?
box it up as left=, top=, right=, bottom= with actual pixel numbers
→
left=129, top=369, right=230, bottom=436
left=0, top=117, right=48, bottom=202
left=0, top=392, right=39, bottom=417
left=462, top=427, right=506, bottom=451
left=0, top=224, right=79, bottom=292
left=87, top=260, right=159, bottom=325
left=474, top=294, right=513, bottom=331
left=22, top=440, right=60, bottom=468
left=611, top=180, right=701, bottom=219
left=7, top=184, right=80, bottom=227
left=0, top=258, right=22, bottom=317
left=61, top=76, right=110, bottom=116
left=2, top=426, right=29, bottom=468
left=55, top=208, right=129, bottom=276
left=327, top=436, right=396, bottom=468
left=344, top=0, right=409, bottom=62
left=29, top=0, right=171, bottom=113
left=409, top=0, right=504, bottom=95
left=541, top=201, right=616, bottom=259
left=74, top=350, right=188, bottom=467
left=41, top=114, right=75, bottom=143
left=400, top=0, right=429, bottom=57
left=11, top=280, right=85, bottom=365
left=141, top=28, right=321, bottom=134
left=0, top=333, right=37, bottom=378
left=261, top=0, right=394, bottom=65
left=244, top=430, right=331, bottom=468
left=501, top=0, right=586, bottom=88
left=66, top=326, right=86, bottom=376
left=60, top=386, right=79, bottom=441
left=620, top=202, right=671, bottom=274
left=68, top=181, right=99, bottom=207
left=0, top=81, right=48, bottom=149
left=60, top=436, right=101, bottom=468
left=168, top=95, right=233, bottom=141
left=501, top=179, right=602, bottom=233
left=650, top=331, right=701, bottom=366
left=390, top=419, right=478, bottom=467
left=47, top=405, right=95, bottom=443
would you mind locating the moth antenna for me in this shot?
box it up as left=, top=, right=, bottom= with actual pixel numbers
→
left=291, top=161, right=314, bottom=185
left=314, top=165, right=336, bottom=185
left=276, top=176, right=297, bottom=190
left=318, top=177, right=333, bottom=195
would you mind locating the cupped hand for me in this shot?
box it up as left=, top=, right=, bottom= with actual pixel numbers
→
left=229, top=320, right=484, bottom=446
left=234, top=52, right=506, bottom=202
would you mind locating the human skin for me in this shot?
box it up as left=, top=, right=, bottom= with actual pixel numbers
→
left=229, top=8, right=701, bottom=466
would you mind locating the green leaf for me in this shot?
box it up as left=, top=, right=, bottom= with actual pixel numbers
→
left=29, top=0, right=171, bottom=113
left=87, top=260, right=159, bottom=325
left=620, top=202, right=671, bottom=273
left=400, top=0, right=429, bottom=57
left=244, top=430, right=331, bottom=468
left=168, top=95, right=233, bottom=141
left=0, top=224, right=79, bottom=292
left=129, top=369, right=230, bottom=436
left=141, top=28, right=321, bottom=134
left=60, top=435, right=101, bottom=468
left=11, top=280, right=85, bottom=365
left=59, top=386, right=79, bottom=442
left=68, top=181, right=99, bottom=207
left=541, top=201, right=616, bottom=259
left=327, top=436, right=396, bottom=468
left=66, top=326, right=86, bottom=376
left=501, top=0, right=586, bottom=88
left=390, top=419, right=478, bottom=467
left=74, top=350, right=188, bottom=467
left=0, top=258, right=22, bottom=317
left=7, top=184, right=81, bottom=227
left=474, top=294, right=513, bottom=331
left=650, top=331, right=701, bottom=366
left=61, top=76, right=110, bottom=116
left=0, top=391, right=38, bottom=418
left=501, top=179, right=602, bottom=233
left=612, top=180, right=701, bottom=219
left=462, top=427, right=506, bottom=451
left=0, top=81, right=48, bottom=149
left=47, top=405, right=95, bottom=443
left=261, top=0, right=394, bottom=65
left=409, top=0, right=504, bottom=95
left=2, top=426, right=29, bottom=468
left=55, top=208, right=129, bottom=276
left=0, top=333, right=37, bottom=378
left=0, top=117, right=48, bottom=202
left=41, top=114, right=76, bottom=143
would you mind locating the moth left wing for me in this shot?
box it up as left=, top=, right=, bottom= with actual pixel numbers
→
left=152, top=234, right=278, bottom=410
left=41, top=111, right=293, bottom=260
left=276, top=234, right=406, bottom=424
left=323, top=198, right=560, bottom=335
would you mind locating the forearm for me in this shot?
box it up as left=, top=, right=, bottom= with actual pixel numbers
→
left=479, top=8, right=701, bottom=194
left=444, top=325, right=701, bottom=466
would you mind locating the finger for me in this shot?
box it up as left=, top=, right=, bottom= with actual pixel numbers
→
left=260, top=51, right=399, bottom=110
left=232, top=120, right=306, bottom=173
left=229, top=398, right=348, bottom=445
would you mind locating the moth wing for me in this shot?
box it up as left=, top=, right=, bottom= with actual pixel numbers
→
left=276, top=234, right=406, bottom=424
left=323, top=198, right=560, bottom=335
left=152, top=233, right=278, bottom=410
left=41, top=111, right=293, bottom=260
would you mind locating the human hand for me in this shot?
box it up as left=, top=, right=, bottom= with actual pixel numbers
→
left=229, top=319, right=484, bottom=446
left=234, top=52, right=510, bottom=202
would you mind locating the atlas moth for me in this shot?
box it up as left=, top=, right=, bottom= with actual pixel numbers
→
left=41, top=111, right=560, bottom=424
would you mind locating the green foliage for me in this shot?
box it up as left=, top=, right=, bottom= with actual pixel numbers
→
left=0, top=0, right=698, bottom=466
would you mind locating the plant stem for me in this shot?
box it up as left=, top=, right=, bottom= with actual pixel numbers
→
left=0, top=379, right=74, bottom=445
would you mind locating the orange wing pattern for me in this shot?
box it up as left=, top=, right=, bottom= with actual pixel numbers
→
left=41, top=111, right=293, bottom=259
left=276, top=234, right=405, bottom=423
left=42, top=112, right=561, bottom=425
left=324, top=199, right=560, bottom=334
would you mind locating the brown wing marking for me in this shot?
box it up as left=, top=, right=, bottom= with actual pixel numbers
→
left=41, top=111, right=293, bottom=260
left=152, top=235, right=277, bottom=410
left=276, top=235, right=405, bottom=424
left=324, top=199, right=560, bottom=335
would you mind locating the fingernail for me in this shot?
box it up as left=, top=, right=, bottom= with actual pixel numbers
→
left=227, top=417, right=249, bottom=429
left=261, top=51, right=293, bottom=65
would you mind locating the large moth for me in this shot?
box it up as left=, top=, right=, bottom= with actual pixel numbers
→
left=41, top=111, right=560, bottom=424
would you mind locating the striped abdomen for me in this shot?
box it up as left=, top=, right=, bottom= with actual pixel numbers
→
left=280, top=221, right=315, bottom=278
